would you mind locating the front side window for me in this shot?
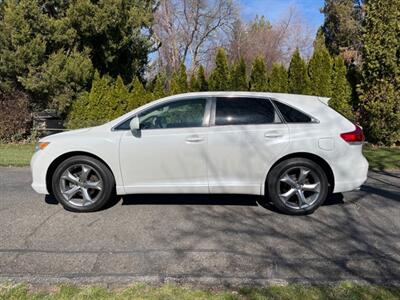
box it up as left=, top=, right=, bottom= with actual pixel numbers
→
left=139, top=99, right=206, bottom=129
left=215, top=97, right=277, bottom=126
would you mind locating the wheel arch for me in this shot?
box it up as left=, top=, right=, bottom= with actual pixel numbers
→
left=46, top=151, right=116, bottom=195
left=265, top=152, right=335, bottom=194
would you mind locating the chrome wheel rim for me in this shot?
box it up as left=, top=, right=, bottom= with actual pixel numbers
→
left=59, top=164, right=103, bottom=207
left=277, top=166, right=321, bottom=210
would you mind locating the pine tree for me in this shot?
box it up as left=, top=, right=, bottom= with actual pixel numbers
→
left=288, top=49, right=311, bottom=94
left=196, top=65, right=208, bottom=91
left=359, top=0, right=400, bottom=145
left=269, top=63, right=289, bottom=93
left=230, top=58, right=248, bottom=91
left=249, top=57, right=268, bottom=92
left=170, top=63, right=188, bottom=94
left=152, top=73, right=168, bottom=99
left=67, top=72, right=114, bottom=128
left=308, top=31, right=333, bottom=97
left=313, top=28, right=326, bottom=51
left=321, top=0, right=364, bottom=56
left=16, top=48, right=94, bottom=114
left=209, top=49, right=230, bottom=91
left=0, top=0, right=156, bottom=114
left=330, top=56, right=353, bottom=120
left=129, top=77, right=147, bottom=109
left=189, top=73, right=198, bottom=92
left=108, top=76, right=131, bottom=118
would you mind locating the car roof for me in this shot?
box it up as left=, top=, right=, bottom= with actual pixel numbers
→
left=162, top=91, right=330, bottom=105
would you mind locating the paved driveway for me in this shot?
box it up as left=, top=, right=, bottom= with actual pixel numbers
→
left=0, top=167, right=399, bottom=286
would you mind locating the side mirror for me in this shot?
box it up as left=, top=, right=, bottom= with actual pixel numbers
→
left=129, top=116, right=141, bottom=137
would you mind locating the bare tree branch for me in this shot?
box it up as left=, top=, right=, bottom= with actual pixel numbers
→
left=225, top=5, right=313, bottom=69
left=153, top=0, right=237, bottom=74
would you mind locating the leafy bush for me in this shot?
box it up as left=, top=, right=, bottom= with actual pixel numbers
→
left=358, top=0, right=400, bottom=145
left=359, top=81, right=400, bottom=145
left=0, top=90, right=32, bottom=142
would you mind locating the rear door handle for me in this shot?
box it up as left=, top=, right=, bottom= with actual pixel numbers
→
left=264, top=132, right=284, bottom=138
left=186, top=135, right=204, bottom=143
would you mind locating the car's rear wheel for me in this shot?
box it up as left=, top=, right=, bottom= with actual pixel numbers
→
left=266, top=158, right=328, bottom=215
left=52, top=155, right=114, bottom=212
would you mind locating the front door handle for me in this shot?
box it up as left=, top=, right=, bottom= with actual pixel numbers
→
left=186, top=135, right=204, bottom=143
left=264, top=132, right=284, bottom=138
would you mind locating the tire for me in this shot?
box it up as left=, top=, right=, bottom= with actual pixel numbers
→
left=52, top=155, right=114, bottom=212
left=266, top=158, right=328, bottom=215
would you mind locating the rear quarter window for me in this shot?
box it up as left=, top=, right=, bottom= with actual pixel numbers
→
left=273, top=100, right=313, bottom=123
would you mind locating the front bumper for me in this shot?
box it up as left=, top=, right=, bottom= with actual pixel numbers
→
left=30, top=150, right=51, bottom=194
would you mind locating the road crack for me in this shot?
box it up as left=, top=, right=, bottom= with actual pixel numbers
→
left=23, top=210, right=61, bottom=248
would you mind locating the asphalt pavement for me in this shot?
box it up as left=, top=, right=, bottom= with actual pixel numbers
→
left=0, top=167, right=399, bottom=286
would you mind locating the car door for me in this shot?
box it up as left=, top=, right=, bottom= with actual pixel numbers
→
left=119, top=98, right=210, bottom=194
left=207, top=97, right=290, bottom=195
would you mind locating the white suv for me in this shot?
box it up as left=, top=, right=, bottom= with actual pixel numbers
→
left=31, top=92, right=368, bottom=215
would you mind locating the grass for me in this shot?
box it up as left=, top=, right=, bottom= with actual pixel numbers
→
left=0, top=282, right=400, bottom=300
left=363, top=145, right=400, bottom=171
left=0, top=143, right=399, bottom=171
left=0, top=143, right=35, bottom=167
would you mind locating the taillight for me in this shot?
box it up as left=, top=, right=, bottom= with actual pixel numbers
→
left=340, top=125, right=365, bottom=143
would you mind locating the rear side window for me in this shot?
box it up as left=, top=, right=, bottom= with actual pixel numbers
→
left=273, top=100, right=312, bottom=123
left=215, top=97, right=277, bottom=126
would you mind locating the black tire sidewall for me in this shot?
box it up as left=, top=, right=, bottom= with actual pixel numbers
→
left=52, top=155, right=114, bottom=212
left=267, top=158, right=328, bottom=215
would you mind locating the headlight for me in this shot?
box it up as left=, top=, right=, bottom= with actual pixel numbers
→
left=35, top=142, right=50, bottom=152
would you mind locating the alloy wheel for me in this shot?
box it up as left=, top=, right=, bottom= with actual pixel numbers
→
left=59, top=164, right=103, bottom=207
left=277, top=166, right=321, bottom=210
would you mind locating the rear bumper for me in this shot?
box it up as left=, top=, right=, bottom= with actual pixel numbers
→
left=332, top=155, right=369, bottom=193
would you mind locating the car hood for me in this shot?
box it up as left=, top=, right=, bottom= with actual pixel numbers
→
left=40, top=127, right=93, bottom=142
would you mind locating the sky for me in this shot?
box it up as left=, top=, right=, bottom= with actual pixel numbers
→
left=238, top=0, right=325, bottom=32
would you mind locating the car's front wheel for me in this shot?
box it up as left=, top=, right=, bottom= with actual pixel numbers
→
left=266, top=158, right=328, bottom=215
left=52, top=155, right=114, bottom=212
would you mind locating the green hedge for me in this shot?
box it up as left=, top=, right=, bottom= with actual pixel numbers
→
left=67, top=74, right=155, bottom=129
